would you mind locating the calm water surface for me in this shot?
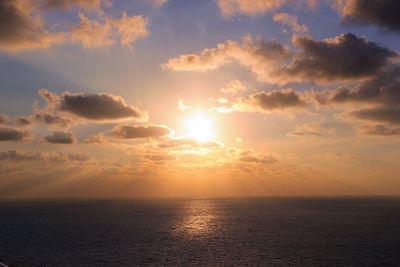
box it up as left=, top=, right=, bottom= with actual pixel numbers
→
left=1, top=197, right=400, bottom=266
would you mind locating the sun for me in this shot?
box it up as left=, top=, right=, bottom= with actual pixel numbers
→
left=184, top=112, right=215, bottom=142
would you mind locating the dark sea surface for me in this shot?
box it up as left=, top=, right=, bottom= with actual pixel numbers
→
left=1, top=197, right=400, bottom=266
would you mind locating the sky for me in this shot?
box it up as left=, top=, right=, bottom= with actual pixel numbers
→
left=0, top=0, right=400, bottom=199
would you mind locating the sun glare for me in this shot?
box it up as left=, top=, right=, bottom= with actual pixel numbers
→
left=184, top=112, right=215, bottom=142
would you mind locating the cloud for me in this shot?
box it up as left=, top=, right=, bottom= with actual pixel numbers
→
left=358, top=124, right=400, bottom=136
left=165, top=33, right=396, bottom=85
left=0, top=115, right=9, bottom=125
left=59, top=91, right=148, bottom=121
left=0, top=149, right=43, bottom=161
left=221, top=80, right=247, bottom=94
left=0, top=0, right=148, bottom=51
left=144, top=154, right=176, bottom=162
left=110, top=125, right=172, bottom=139
left=232, top=89, right=306, bottom=112
left=238, top=150, right=278, bottom=164
left=70, top=13, right=115, bottom=48
left=0, top=126, right=31, bottom=142
left=41, top=0, right=101, bottom=10
left=150, top=0, right=169, bottom=7
left=328, top=66, right=400, bottom=106
left=318, top=66, right=400, bottom=125
left=13, top=116, right=32, bottom=126
left=274, top=33, right=398, bottom=84
left=288, top=122, right=336, bottom=136
left=158, top=137, right=223, bottom=149
left=10, top=113, right=72, bottom=128
left=83, top=133, right=108, bottom=144
left=0, top=0, right=66, bottom=51
left=273, top=13, right=308, bottom=33
left=44, top=131, right=77, bottom=144
left=39, top=88, right=59, bottom=103
left=70, top=12, right=149, bottom=49
left=349, top=107, right=400, bottom=125
left=339, top=0, right=400, bottom=32
left=217, top=0, right=289, bottom=17
left=0, top=149, right=92, bottom=163
left=111, top=13, right=149, bottom=46
left=163, top=36, right=290, bottom=73
left=217, top=0, right=319, bottom=18
left=33, top=113, right=73, bottom=127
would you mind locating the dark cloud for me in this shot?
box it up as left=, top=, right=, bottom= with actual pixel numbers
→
left=233, top=89, right=306, bottom=112
left=13, top=116, right=31, bottom=126
left=349, top=107, right=400, bottom=125
left=44, top=131, right=76, bottom=144
left=313, top=64, right=400, bottom=127
left=358, top=124, right=400, bottom=136
left=319, top=66, right=400, bottom=125
left=276, top=33, right=398, bottom=84
left=0, top=149, right=92, bottom=162
left=110, top=125, right=171, bottom=139
left=11, top=112, right=72, bottom=128
left=64, top=153, right=92, bottom=162
left=41, top=0, right=101, bottom=10
left=0, top=126, right=31, bottom=141
left=60, top=92, right=148, bottom=121
left=0, top=150, right=43, bottom=161
left=329, top=66, right=400, bottom=106
left=33, top=113, right=72, bottom=127
left=166, top=33, right=397, bottom=85
left=341, top=0, right=400, bottom=31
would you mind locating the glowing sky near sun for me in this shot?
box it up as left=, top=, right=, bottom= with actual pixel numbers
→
left=0, top=0, right=400, bottom=198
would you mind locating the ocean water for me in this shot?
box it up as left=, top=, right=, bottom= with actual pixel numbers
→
left=1, top=197, right=400, bottom=266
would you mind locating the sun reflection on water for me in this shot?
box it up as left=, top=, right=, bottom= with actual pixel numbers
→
left=175, top=200, right=219, bottom=237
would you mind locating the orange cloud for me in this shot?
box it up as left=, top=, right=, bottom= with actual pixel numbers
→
left=70, top=13, right=149, bottom=49
left=221, top=80, right=247, bottom=94
left=218, top=0, right=289, bottom=17
left=288, top=122, right=336, bottom=137
left=163, top=35, right=290, bottom=82
left=217, top=0, right=318, bottom=18
left=273, top=12, right=308, bottom=33
left=0, top=115, right=9, bottom=125
left=0, top=0, right=149, bottom=51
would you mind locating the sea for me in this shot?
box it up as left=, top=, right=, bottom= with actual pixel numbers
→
left=0, top=197, right=400, bottom=266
